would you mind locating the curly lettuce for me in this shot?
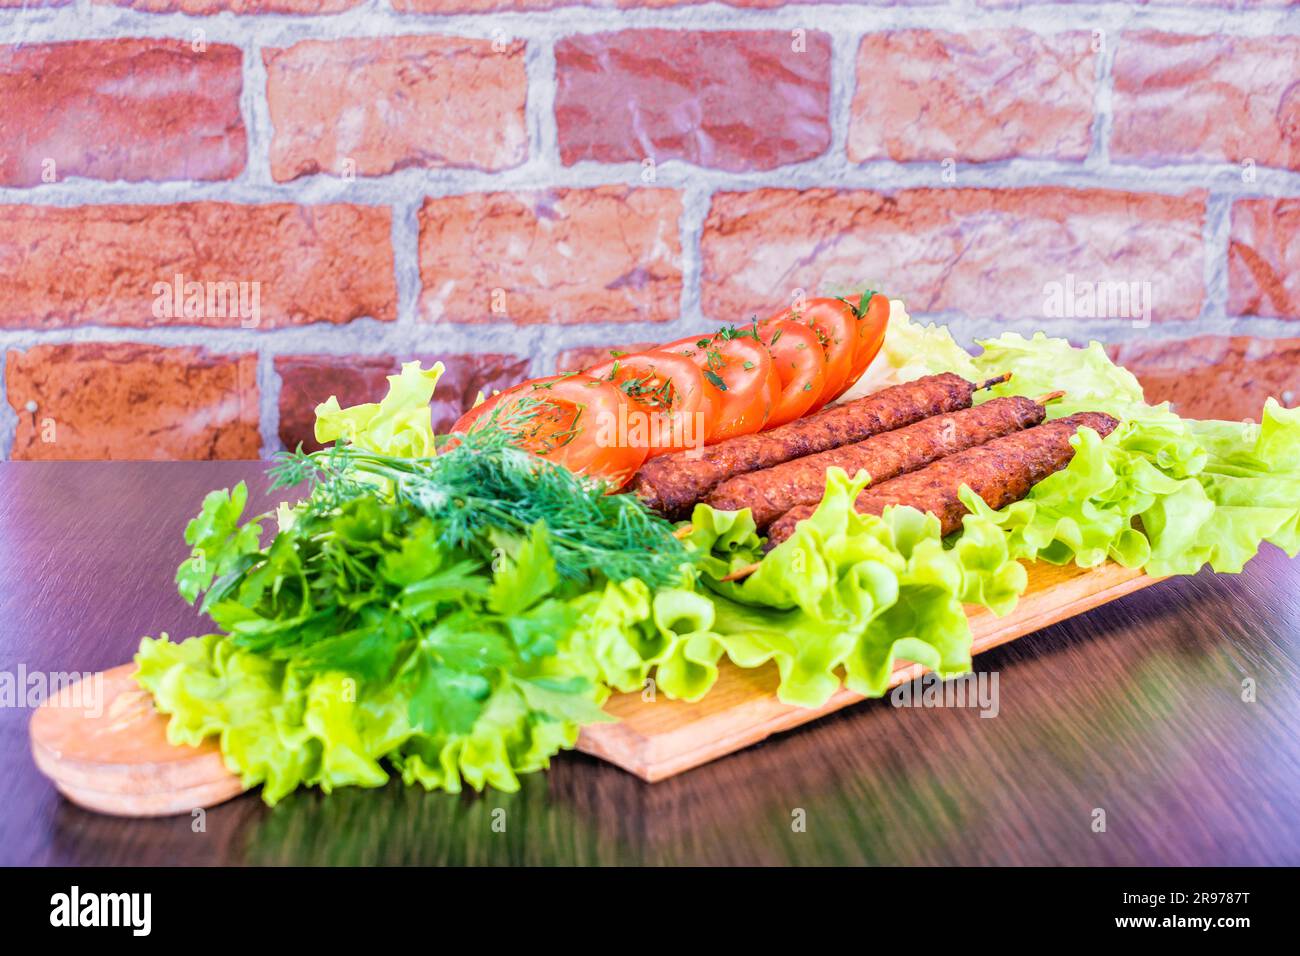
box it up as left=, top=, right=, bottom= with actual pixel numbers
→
left=137, top=631, right=607, bottom=803
left=884, top=321, right=1300, bottom=577
left=530, top=468, right=1026, bottom=710
left=973, top=331, right=1155, bottom=421
left=314, top=361, right=444, bottom=457
left=563, top=580, right=728, bottom=702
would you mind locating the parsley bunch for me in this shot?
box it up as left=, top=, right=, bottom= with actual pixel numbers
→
left=155, top=488, right=611, bottom=800
left=153, top=406, right=692, bottom=800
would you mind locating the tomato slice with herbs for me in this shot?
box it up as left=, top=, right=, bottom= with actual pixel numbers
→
left=662, top=329, right=779, bottom=441
left=588, top=350, right=713, bottom=457
left=451, top=374, right=648, bottom=488
left=844, top=290, right=890, bottom=390
left=763, top=298, right=857, bottom=411
left=757, top=319, right=827, bottom=428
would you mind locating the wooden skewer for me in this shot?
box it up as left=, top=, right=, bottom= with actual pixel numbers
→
left=720, top=562, right=761, bottom=582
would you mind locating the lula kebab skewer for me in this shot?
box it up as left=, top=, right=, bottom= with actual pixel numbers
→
left=715, top=410, right=1119, bottom=582
left=632, top=372, right=1013, bottom=521
left=672, top=390, right=1065, bottom=540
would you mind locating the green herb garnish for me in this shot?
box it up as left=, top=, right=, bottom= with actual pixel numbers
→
left=268, top=417, right=688, bottom=590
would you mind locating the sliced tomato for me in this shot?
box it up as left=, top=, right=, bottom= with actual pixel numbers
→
left=844, top=290, right=889, bottom=389
left=656, top=334, right=730, bottom=441
left=670, top=331, right=779, bottom=441
left=658, top=333, right=717, bottom=358
left=451, top=374, right=647, bottom=488
left=588, top=350, right=713, bottom=457
left=757, top=319, right=827, bottom=428
left=763, top=298, right=857, bottom=411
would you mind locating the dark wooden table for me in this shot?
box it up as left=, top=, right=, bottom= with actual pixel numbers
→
left=2, top=461, right=1299, bottom=866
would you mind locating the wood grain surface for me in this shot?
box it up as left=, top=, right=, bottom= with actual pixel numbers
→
left=29, top=662, right=247, bottom=817
left=2, top=461, right=1299, bottom=866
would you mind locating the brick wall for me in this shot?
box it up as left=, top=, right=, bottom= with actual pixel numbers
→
left=1, top=2, right=1298, bottom=460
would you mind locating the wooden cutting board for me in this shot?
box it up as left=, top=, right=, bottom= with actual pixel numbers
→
left=576, top=560, right=1159, bottom=782
left=30, top=560, right=1159, bottom=816
left=29, top=662, right=245, bottom=817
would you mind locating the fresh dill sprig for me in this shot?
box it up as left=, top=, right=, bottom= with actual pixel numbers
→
left=269, top=413, right=690, bottom=589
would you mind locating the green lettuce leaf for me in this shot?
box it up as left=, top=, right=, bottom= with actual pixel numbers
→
left=649, top=589, right=727, bottom=701
left=957, top=425, right=1155, bottom=569
left=314, top=361, right=444, bottom=457
left=914, top=330, right=1300, bottom=579
left=1142, top=401, right=1300, bottom=575
left=683, top=469, right=1025, bottom=707
left=137, top=625, right=609, bottom=804
left=562, top=582, right=730, bottom=702
left=878, top=304, right=980, bottom=383
left=971, top=331, right=1155, bottom=422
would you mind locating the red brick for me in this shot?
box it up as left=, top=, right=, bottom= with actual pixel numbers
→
left=848, top=30, right=1095, bottom=164
left=395, top=0, right=565, bottom=7
left=1108, top=336, right=1300, bottom=422
left=418, top=187, right=683, bottom=324
left=0, top=39, right=245, bottom=187
left=1112, top=32, right=1300, bottom=170
left=701, top=187, right=1205, bottom=323
left=265, top=36, right=527, bottom=183
left=98, top=0, right=359, bottom=11
left=275, top=353, right=530, bottom=452
left=0, top=203, right=396, bottom=329
left=1229, top=199, right=1300, bottom=319
left=6, top=344, right=259, bottom=460
left=393, top=0, right=860, bottom=12
left=395, top=0, right=658, bottom=8
left=982, top=0, right=1288, bottom=5
left=556, top=30, right=831, bottom=171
